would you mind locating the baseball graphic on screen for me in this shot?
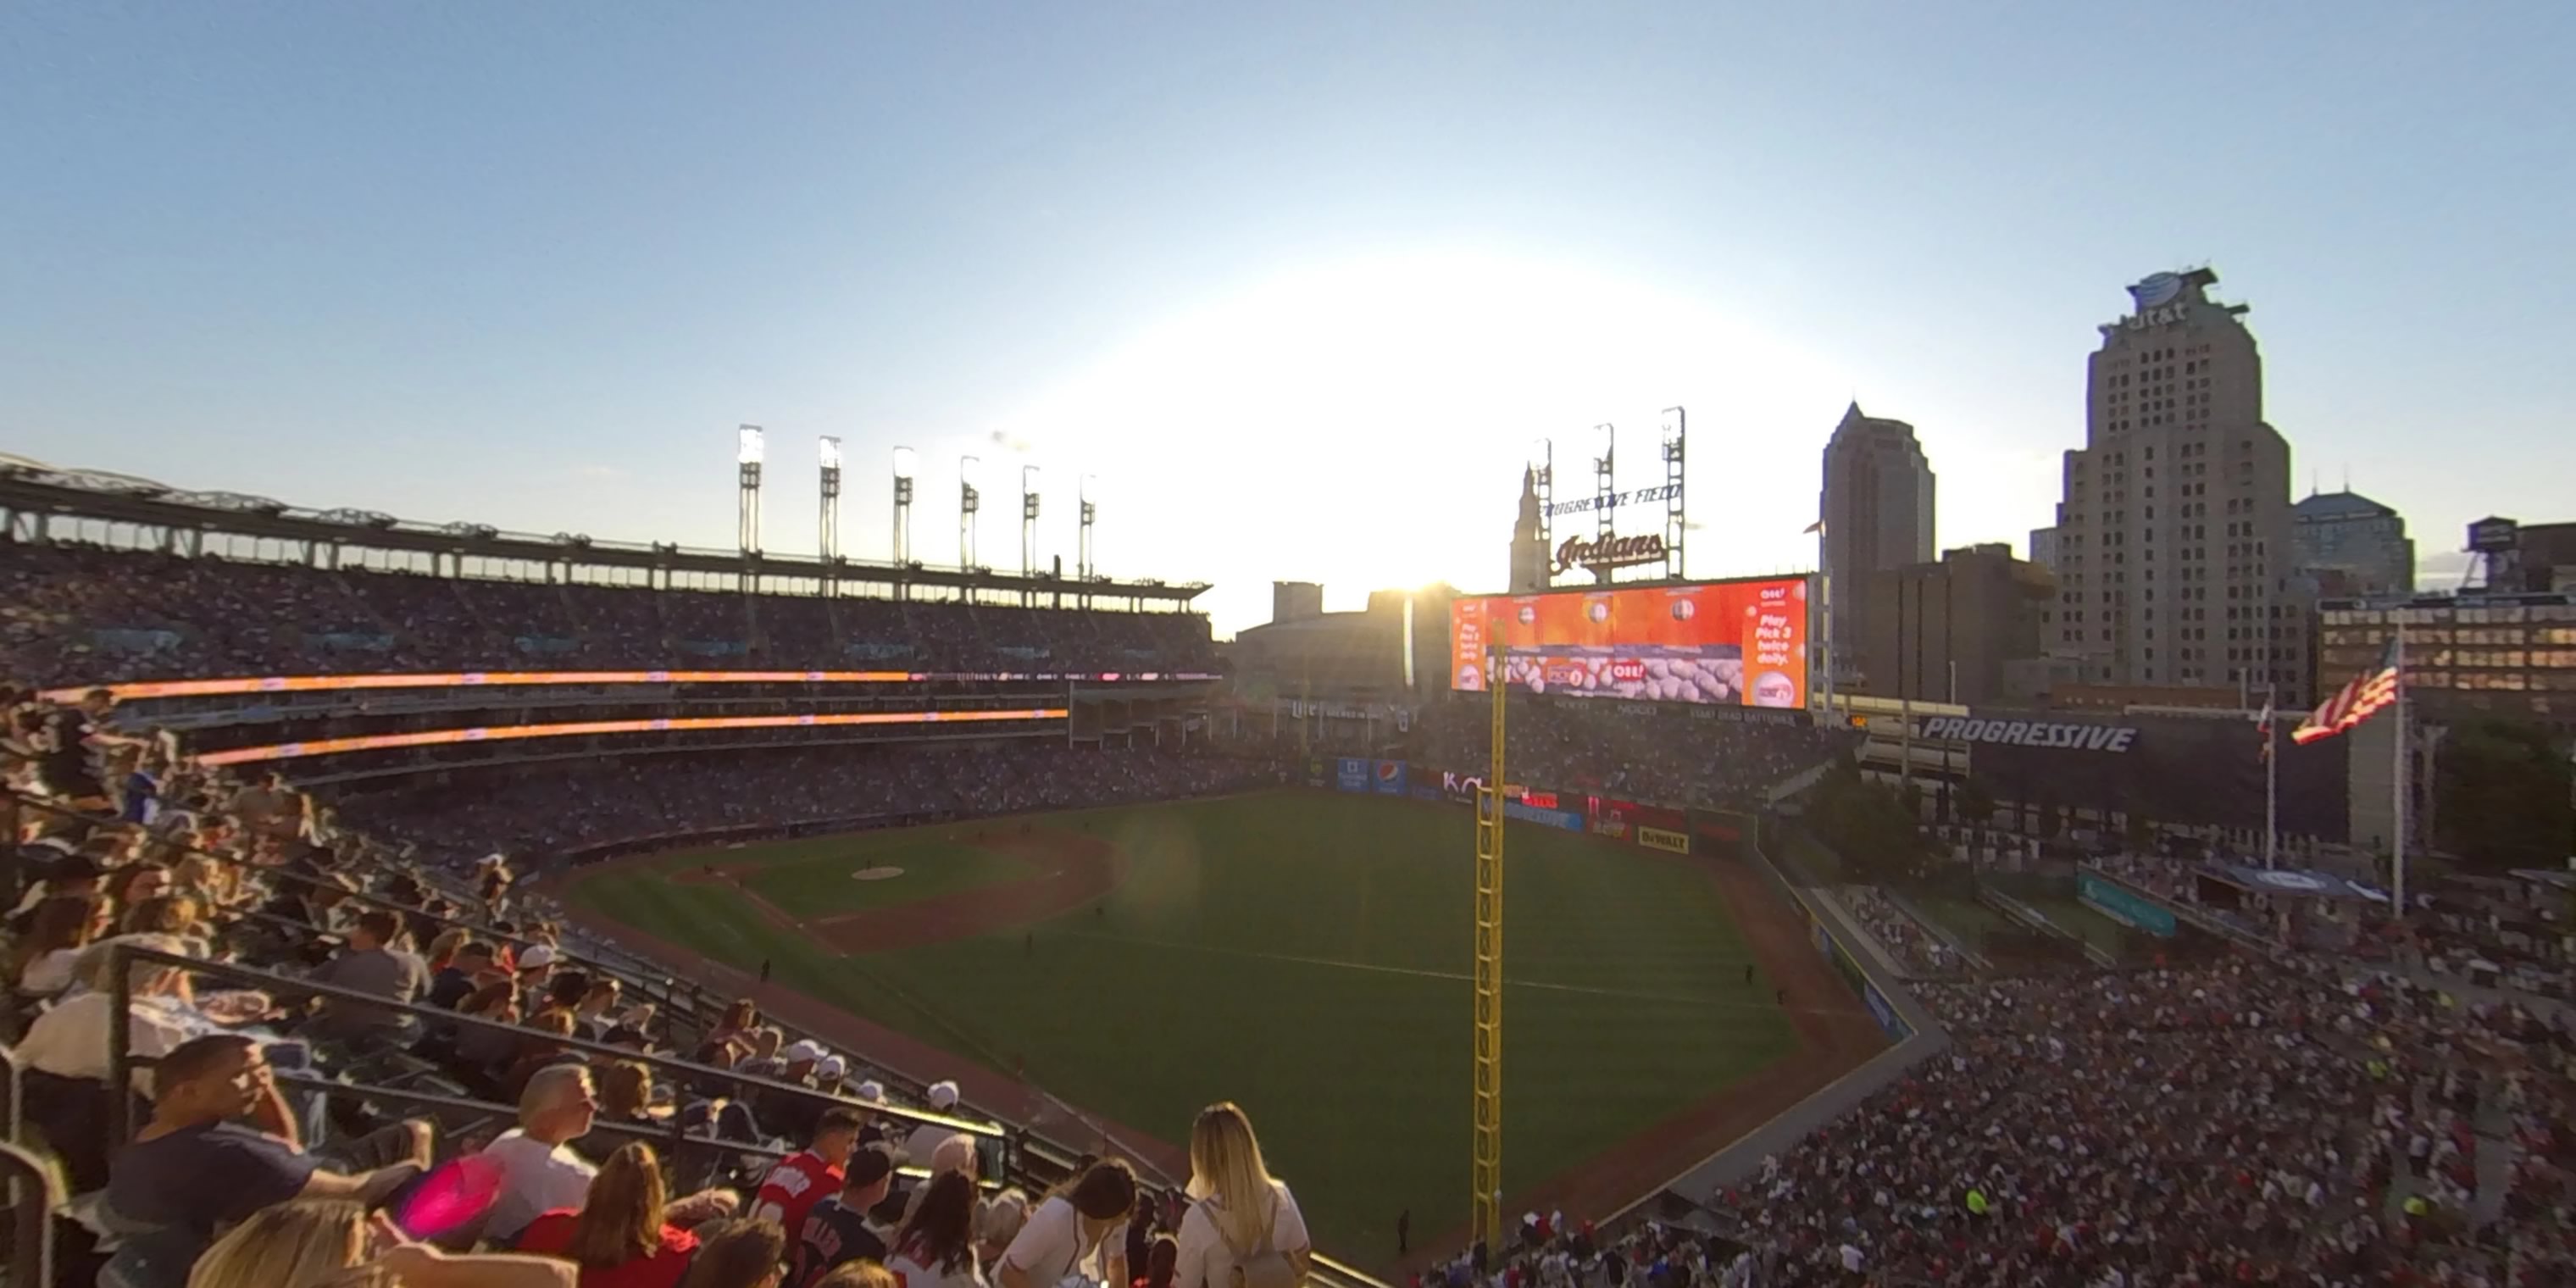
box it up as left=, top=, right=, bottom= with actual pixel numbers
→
left=1670, top=599, right=1696, bottom=621
left=1586, top=599, right=1610, bottom=624
left=1750, top=670, right=1798, bottom=708
left=1517, top=605, right=1536, bottom=626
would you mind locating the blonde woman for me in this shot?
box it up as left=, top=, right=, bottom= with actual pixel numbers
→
left=514, top=1143, right=701, bottom=1288
left=1173, top=1104, right=1310, bottom=1288
left=188, top=1198, right=577, bottom=1288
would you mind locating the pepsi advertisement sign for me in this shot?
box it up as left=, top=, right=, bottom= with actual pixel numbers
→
left=1372, top=760, right=1408, bottom=797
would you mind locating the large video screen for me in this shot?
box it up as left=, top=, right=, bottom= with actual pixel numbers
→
left=1449, top=578, right=1809, bottom=708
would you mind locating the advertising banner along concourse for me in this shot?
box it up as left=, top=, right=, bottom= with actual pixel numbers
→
left=1449, top=577, right=1808, bottom=708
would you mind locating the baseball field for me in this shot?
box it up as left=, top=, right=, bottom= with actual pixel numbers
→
left=559, top=790, right=1882, bottom=1264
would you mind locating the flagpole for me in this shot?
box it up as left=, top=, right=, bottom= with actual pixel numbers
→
left=2391, top=613, right=2409, bottom=927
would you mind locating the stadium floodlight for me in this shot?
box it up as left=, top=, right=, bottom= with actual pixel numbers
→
left=819, top=436, right=842, bottom=469
left=891, top=445, right=917, bottom=480
left=737, top=425, right=766, bottom=465
left=960, top=453, right=981, bottom=490
left=1590, top=422, right=1614, bottom=469
left=1527, top=437, right=1551, bottom=475
left=1022, top=464, right=1041, bottom=497
left=1080, top=472, right=1097, bottom=503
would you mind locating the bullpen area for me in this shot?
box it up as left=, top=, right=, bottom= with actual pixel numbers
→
left=562, top=790, right=1883, bottom=1264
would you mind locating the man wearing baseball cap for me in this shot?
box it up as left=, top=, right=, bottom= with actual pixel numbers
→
left=901, top=1081, right=965, bottom=1166
left=759, top=1039, right=830, bottom=1140
left=789, top=1141, right=896, bottom=1288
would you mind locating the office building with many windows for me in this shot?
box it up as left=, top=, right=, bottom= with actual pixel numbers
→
left=2045, top=268, right=2309, bottom=702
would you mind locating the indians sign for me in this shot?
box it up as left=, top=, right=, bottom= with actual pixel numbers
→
left=1551, top=532, right=1665, bottom=575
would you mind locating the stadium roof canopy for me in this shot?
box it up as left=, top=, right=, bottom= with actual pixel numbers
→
left=0, top=458, right=1208, bottom=606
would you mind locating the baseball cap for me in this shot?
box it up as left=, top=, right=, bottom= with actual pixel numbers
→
left=819, top=1055, right=847, bottom=1078
left=785, top=1040, right=826, bottom=1063
left=518, top=945, right=558, bottom=969
left=927, top=1080, right=960, bottom=1110
left=854, top=1080, right=886, bottom=1105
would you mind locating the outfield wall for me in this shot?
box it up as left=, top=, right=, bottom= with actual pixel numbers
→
left=1306, top=755, right=1758, bottom=856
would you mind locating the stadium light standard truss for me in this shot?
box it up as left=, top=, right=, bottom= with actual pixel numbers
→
left=1591, top=423, right=1616, bottom=587
left=819, top=436, right=844, bottom=575
left=960, top=453, right=982, bottom=584
left=1470, top=628, right=1507, bottom=1249
left=736, top=425, right=766, bottom=596
left=1660, top=408, right=1686, bottom=582
left=1022, top=464, right=1042, bottom=602
left=1078, top=473, right=1099, bottom=609
left=891, top=446, right=919, bottom=595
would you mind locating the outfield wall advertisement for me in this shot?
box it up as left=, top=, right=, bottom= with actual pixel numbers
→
left=1447, top=577, right=1810, bottom=709
left=1335, top=758, right=1369, bottom=793
left=2079, top=870, right=2180, bottom=938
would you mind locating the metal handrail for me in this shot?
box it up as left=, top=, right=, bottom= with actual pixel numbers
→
left=9, top=790, right=720, bottom=1032
left=0, top=1138, right=66, bottom=1288
left=101, top=946, right=1006, bottom=1156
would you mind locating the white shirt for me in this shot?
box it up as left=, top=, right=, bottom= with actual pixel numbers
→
left=480, top=1129, right=598, bottom=1240
left=889, top=1246, right=987, bottom=1288
left=906, top=1122, right=968, bottom=1167
left=16, top=947, right=80, bottom=998
left=1000, top=1196, right=1123, bottom=1285
left=1838, top=1245, right=1864, bottom=1273
left=16, top=990, right=197, bottom=1089
left=1174, top=1180, right=1308, bottom=1288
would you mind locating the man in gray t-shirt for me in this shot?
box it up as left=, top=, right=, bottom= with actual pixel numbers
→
left=309, top=909, right=428, bottom=1041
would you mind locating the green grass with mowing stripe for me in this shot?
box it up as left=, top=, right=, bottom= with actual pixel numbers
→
left=569, top=791, right=1795, bottom=1262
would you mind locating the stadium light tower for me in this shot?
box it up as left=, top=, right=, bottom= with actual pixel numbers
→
left=818, top=436, right=843, bottom=579
left=1020, top=464, right=1041, bottom=601
left=959, top=453, right=982, bottom=577
left=1078, top=473, right=1099, bottom=597
left=1660, top=407, right=1685, bottom=582
left=891, top=447, right=918, bottom=602
left=1591, top=422, right=1616, bottom=586
left=736, top=425, right=765, bottom=558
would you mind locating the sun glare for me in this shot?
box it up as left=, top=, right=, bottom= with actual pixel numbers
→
left=994, top=250, right=1854, bottom=629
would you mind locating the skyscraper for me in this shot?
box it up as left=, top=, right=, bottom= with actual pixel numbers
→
left=1508, top=466, right=1547, bottom=592
left=2046, top=269, right=2307, bottom=701
left=2291, top=489, right=2416, bottom=597
left=1819, top=402, right=1935, bottom=681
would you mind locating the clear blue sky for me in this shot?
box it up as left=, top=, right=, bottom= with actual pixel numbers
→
left=5, top=3, right=2570, bottom=635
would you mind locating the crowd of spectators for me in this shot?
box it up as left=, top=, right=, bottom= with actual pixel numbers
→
left=0, top=543, right=1219, bottom=685
left=1837, top=886, right=1965, bottom=980
left=1413, top=700, right=1851, bottom=810
left=336, top=745, right=1279, bottom=872
left=1452, top=954, right=2575, bottom=1287
left=0, top=682, right=1317, bottom=1288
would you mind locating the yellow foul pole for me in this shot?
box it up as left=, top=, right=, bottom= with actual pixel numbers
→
left=1470, top=631, right=1506, bottom=1248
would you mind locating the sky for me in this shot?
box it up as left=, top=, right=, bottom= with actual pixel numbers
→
left=4, top=3, right=2571, bottom=636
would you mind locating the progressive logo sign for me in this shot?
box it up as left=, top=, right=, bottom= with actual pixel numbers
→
left=1914, top=715, right=2141, bottom=753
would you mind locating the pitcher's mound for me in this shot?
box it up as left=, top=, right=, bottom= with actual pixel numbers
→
left=851, top=866, right=906, bottom=882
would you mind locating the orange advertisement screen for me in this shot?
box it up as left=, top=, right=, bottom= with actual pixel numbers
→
left=1448, top=578, right=1809, bottom=708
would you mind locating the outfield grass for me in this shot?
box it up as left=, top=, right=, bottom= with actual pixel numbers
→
left=736, top=836, right=1036, bottom=917
left=569, top=791, right=1796, bottom=1259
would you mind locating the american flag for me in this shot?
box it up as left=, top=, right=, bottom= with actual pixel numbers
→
left=2292, top=639, right=2402, bottom=745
